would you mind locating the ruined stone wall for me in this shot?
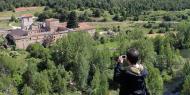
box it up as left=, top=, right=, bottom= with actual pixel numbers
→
left=21, top=17, right=33, bottom=30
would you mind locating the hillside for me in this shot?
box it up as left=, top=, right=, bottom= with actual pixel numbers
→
left=0, top=0, right=190, bottom=95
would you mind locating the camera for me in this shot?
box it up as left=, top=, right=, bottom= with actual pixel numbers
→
left=122, top=55, right=127, bottom=59
left=111, top=55, right=127, bottom=61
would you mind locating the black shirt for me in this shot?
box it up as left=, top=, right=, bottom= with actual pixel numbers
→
left=114, top=63, right=149, bottom=95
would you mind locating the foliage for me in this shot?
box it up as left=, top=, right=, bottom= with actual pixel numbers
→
left=26, top=43, right=50, bottom=59
left=67, top=11, right=79, bottom=28
left=51, top=32, right=94, bottom=90
left=93, top=8, right=102, bottom=17
left=181, top=75, right=190, bottom=95
left=182, top=60, right=190, bottom=77
left=10, top=15, right=18, bottom=22
left=0, top=24, right=188, bottom=95
left=0, top=36, right=5, bottom=47
left=130, top=39, right=156, bottom=64
left=146, top=64, right=164, bottom=95
left=2, top=0, right=190, bottom=22
left=177, top=22, right=190, bottom=48
left=181, top=60, right=190, bottom=95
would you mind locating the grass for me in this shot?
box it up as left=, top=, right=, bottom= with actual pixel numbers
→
left=88, top=22, right=133, bottom=30
left=88, top=21, right=153, bottom=34
left=96, top=42, right=118, bottom=49
left=0, top=7, right=44, bottom=29
left=140, top=9, right=190, bottom=21
left=0, top=20, right=21, bottom=29
left=11, top=21, right=21, bottom=27
left=0, top=7, right=44, bottom=18
left=0, top=20, right=11, bottom=29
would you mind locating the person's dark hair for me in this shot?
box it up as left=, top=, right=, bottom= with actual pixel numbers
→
left=126, top=48, right=140, bottom=64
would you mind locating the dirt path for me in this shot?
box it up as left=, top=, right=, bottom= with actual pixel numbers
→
left=9, top=23, right=21, bottom=29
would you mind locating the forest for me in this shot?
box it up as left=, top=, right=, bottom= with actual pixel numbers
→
left=1, top=0, right=190, bottom=95
left=1, top=0, right=190, bottom=19
left=1, top=21, right=190, bottom=94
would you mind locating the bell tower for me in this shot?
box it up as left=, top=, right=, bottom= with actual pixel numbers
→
left=21, top=14, right=33, bottom=30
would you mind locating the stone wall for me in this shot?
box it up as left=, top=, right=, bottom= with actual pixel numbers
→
left=21, top=17, right=33, bottom=30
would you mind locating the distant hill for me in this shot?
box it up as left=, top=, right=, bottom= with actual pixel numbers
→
left=1, top=0, right=190, bottom=16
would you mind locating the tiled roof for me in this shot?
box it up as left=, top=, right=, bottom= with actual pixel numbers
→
left=45, top=18, right=59, bottom=22
left=9, top=29, right=28, bottom=37
left=21, top=14, right=33, bottom=18
left=15, top=7, right=37, bottom=12
left=0, top=29, right=8, bottom=33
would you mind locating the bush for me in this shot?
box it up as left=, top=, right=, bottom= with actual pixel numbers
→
left=133, top=16, right=139, bottom=21
left=148, top=29, right=154, bottom=34
left=161, top=71, right=172, bottom=83
left=143, top=23, right=152, bottom=28
left=10, top=15, right=17, bottom=22
left=112, top=14, right=121, bottom=21
left=159, top=23, right=171, bottom=28
left=182, top=14, right=188, bottom=20
left=181, top=75, right=190, bottom=95
left=93, top=8, right=102, bottom=17
left=100, top=36, right=108, bottom=44
left=158, top=28, right=166, bottom=33
left=163, top=14, right=177, bottom=21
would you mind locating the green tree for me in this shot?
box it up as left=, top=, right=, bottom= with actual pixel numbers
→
left=26, top=43, right=50, bottom=59
left=51, top=32, right=94, bottom=90
left=91, top=68, right=101, bottom=95
left=181, top=60, right=190, bottom=94
left=130, top=39, right=156, bottom=64
left=153, top=36, right=164, bottom=54
left=99, top=72, right=109, bottom=95
left=183, top=60, right=190, bottom=77
left=79, top=11, right=91, bottom=21
left=38, top=10, right=54, bottom=21
left=22, top=85, right=34, bottom=95
left=0, top=36, right=5, bottom=47
left=93, top=8, right=102, bottom=17
left=90, top=49, right=110, bottom=95
left=0, top=71, right=19, bottom=95
left=22, top=58, right=39, bottom=86
left=146, top=64, right=164, bottom=95
left=100, top=36, right=107, bottom=44
left=67, top=11, right=79, bottom=28
left=10, top=15, right=17, bottom=22
left=32, top=71, right=51, bottom=94
left=126, top=29, right=145, bottom=40
left=90, top=69, right=109, bottom=95
left=93, top=32, right=100, bottom=41
left=113, top=14, right=121, bottom=21
left=59, top=10, right=69, bottom=22
left=181, top=75, right=190, bottom=95
left=177, top=22, right=190, bottom=48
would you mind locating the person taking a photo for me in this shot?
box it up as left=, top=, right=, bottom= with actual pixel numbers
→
left=114, top=48, right=150, bottom=95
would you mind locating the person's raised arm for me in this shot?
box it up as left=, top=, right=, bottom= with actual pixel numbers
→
left=113, top=56, right=125, bottom=83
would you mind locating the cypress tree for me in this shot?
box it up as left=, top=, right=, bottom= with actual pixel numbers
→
left=67, top=11, right=79, bottom=28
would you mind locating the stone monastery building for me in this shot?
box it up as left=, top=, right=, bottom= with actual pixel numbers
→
left=6, top=14, right=95, bottom=49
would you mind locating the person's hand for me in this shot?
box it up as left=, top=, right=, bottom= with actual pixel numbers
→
left=117, top=56, right=124, bottom=64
